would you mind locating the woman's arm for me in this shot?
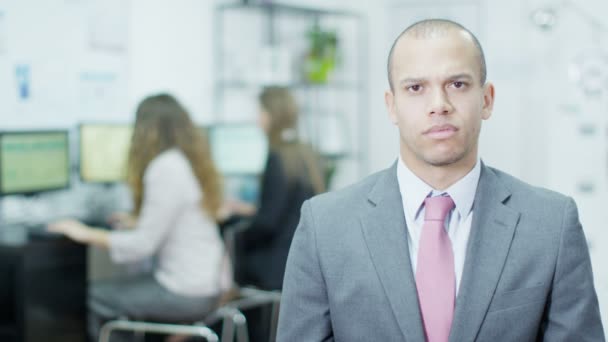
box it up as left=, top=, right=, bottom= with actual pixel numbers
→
left=47, top=219, right=110, bottom=248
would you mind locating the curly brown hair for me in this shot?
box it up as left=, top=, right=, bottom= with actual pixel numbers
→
left=126, top=94, right=223, bottom=219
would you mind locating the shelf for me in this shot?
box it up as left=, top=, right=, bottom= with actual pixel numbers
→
left=217, top=2, right=362, bottom=17
left=214, top=3, right=369, bottom=182
left=217, top=80, right=362, bottom=90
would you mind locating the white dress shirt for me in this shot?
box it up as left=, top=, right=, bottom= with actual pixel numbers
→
left=109, top=149, right=230, bottom=297
left=396, top=157, right=481, bottom=294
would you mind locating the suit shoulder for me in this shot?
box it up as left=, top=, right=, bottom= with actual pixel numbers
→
left=306, top=167, right=388, bottom=214
left=489, top=167, right=572, bottom=207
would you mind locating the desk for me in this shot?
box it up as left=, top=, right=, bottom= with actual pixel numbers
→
left=0, top=228, right=87, bottom=342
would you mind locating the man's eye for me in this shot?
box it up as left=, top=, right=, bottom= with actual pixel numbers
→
left=407, top=85, right=422, bottom=92
left=452, top=81, right=465, bottom=88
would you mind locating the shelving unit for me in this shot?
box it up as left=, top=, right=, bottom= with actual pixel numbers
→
left=213, top=2, right=368, bottom=188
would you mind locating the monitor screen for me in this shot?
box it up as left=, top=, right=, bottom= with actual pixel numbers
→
left=0, top=131, right=70, bottom=195
left=209, top=124, right=268, bottom=175
left=79, top=124, right=133, bottom=183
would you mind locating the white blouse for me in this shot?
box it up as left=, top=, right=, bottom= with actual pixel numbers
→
left=109, top=149, right=229, bottom=297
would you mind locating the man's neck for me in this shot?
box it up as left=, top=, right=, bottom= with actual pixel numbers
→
left=400, top=153, right=477, bottom=191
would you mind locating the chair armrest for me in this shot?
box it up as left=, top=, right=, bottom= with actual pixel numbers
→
left=98, top=320, right=219, bottom=342
left=200, top=306, right=250, bottom=342
left=238, top=287, right=281, bottom=301
left=220, top=288, right=281, bottom=342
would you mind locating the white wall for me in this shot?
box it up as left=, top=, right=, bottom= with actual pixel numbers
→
left=0, top=0, right=216, bottom=127
left=522, top=0, right=608, bottom=330
left=128, top=0, right=215, bottom=123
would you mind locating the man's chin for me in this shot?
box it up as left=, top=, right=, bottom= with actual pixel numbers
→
left=424, top=153, right=464, bottom=167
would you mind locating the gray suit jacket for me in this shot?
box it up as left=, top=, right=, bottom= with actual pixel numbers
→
left=277, top=162, right=604, bottom=341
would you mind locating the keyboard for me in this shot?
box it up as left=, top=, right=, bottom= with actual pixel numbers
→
left=26, top=224, right=65, bottom=240
left=23, top=218, right=111, bottom=241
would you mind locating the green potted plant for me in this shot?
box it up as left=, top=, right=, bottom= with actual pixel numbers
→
left=304, top=26, right=339, bottom=83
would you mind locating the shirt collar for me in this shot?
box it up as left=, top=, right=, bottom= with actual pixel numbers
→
left=396, top=156, right=481, bottom=220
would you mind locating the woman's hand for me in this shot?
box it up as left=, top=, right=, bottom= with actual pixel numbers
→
left=221, top=199, right=257, bottom=218
left=47, top=219, right=110, bottom=248
left=47, top=219, right=92, bottom=244
left=107, top=212, right=137, bottom=230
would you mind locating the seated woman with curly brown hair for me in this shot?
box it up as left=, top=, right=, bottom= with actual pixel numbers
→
left=49, top=94, right=229, bottom=341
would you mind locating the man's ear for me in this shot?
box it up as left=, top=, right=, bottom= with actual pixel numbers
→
left=481, top=82, right=495, bottom=120
left=385, top=90, right=398, bottom=125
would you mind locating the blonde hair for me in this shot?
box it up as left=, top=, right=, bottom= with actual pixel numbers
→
left=260, top=86, right=325, bottom=194
left=126, top=94, right=223, bottom=219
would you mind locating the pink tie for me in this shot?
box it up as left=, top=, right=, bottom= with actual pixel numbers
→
left=416, top=195, right=455, bottom=342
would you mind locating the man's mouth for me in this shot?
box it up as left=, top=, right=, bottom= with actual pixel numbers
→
left=424, top=124, right=458, bottom=139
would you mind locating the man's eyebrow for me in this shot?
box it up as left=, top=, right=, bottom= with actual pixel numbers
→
left=399, top=77, right=426, bottom=85
left=399, top=74, right=474, bottom=85
left=448, top=73, right=474, bottom=81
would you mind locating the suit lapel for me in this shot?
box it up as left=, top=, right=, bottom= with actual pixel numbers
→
left=359, top=163, right=426, bottom=341
left=449, top=164, right=521, bottom=342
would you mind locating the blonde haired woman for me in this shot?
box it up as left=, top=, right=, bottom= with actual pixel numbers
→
left=50, top=94, right=228, bottom=340
left=229, top=86, right=325, bottom=291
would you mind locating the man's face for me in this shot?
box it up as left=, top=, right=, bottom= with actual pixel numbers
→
left=385, top=30, right=494, bottom=169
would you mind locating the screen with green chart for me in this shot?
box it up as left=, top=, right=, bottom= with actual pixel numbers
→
left=79, top=124, right=133, bottom=183
left=0, top=131, right=70, bottom=195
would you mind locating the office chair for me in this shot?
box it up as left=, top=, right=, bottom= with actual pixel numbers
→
left=98, top=285, right=280, bottom=342
left=99, top=221, right=281, bottom=342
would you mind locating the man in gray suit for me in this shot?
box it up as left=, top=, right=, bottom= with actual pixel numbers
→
left=277, top=19, right=605, bottom=341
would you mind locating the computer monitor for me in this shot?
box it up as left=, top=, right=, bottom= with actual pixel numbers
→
left=79, top=124, right=133, bottom=183
left=0, top=130, right=70, bottom=196
left=208, top=123, right=268, bottom=175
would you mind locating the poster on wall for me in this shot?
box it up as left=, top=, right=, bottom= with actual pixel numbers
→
left=11, top=58, right=79, bottom=125
left=78, top=70, right=126, bottom=117
left=0, top=1, right=130, bottom=128
left=15, top=64, right=30, bottom=101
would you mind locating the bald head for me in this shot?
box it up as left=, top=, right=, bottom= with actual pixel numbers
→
left=387, top=19, right=486, bottom=91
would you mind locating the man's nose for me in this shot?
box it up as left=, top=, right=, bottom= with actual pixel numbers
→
left=428, top=88, right=453, bottom=115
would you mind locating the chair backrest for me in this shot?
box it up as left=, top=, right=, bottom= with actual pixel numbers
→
left=221, top=219, right=252, bottom=287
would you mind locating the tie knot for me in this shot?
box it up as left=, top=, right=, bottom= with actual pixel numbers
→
left=424, top=195, right=455, bottom=221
